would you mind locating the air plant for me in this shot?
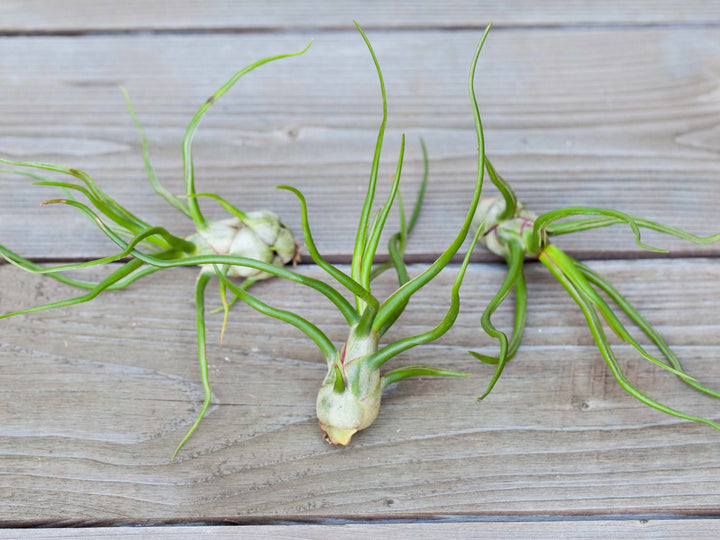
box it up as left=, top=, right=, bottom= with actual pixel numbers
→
left=0, top=23, right=494, bottom=454
left=206, top=23, right=493, bottom=446
left=0, top=45, right=314, bottom=458
left=469, top=158, right=720, bottom=430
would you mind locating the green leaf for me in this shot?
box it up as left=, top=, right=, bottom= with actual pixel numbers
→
left=367, top=220, right=485, bottom=370
left=43, top=198, right=193, bottom=253
left=359, top=134, right=405, bottom=293
left=0, top=225, right=184, bottom=275
left=215, top=267, right=338, bottom=364
left=0, top=162, right=150, bottom=239
left=372, top=24, right=492, bottom=334
left=546, top=214, right=720, bottom=246
left=541, top=252, right=720, bottom=432
left=181, top=192, right=248, bottom=221
left=182, top=41, right=312, bottom=229
left=542, top=244, right=696, bottom=382
left=406, top=137, right=430, bottom=239
left=172, top=271, right=213, bottom=460
left=276, top=184, right=365, bottom=324
left=531, top=206, right=677, bottom=255
left=471, top=240, right=525, bottom=400
left=468, top=351, right=500, bottom=365
left=120, top=86, right=192, bottom=219
left=351, top=21, right=388, bottom=296
left=382, top=365, right=470, bottom=388
left=0, top=259, right=146, bottom=320
left=576, top=261, right=720, bottom=399
left=369, top=137, right=430, bottom=331
left=485, top=157, right=517, bottom=220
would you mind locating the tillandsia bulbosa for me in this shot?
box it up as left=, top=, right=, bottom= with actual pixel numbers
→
left=469, top=157, right=720, bottom=430
left=200, top=22, right=492, bottom=446
left=0, top=22, right=494, bottom=453
left=0, top=45, right=315, bottom=458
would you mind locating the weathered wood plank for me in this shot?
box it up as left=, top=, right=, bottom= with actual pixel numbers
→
left=4, top=520, right=720, bottom=539
left=1, top=259, right=719, bottom=521
left=1, top=28, right=719, bottom=261
left=1, top=1, right=720, bottom=32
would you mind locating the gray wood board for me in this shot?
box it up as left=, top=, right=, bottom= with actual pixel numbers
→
left=1, top=27, right=719, bottom=261
left=3, top=520, right=720, bottom=539
left=1, top=260, right=719, bottom=521
left=1, top=1, right=719, bottom=31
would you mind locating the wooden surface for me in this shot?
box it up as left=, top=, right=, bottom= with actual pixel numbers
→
left=2, top=1, right=720, bottom=31
left=2, top=1, right=720, bottom=534
left=4, top=520, right=720, bottom=539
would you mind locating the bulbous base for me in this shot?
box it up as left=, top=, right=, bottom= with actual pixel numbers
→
left=316, top=371, right=381, bottom=444
left=315, top=329, right=381, bottom=445
left=186, top=211, right=298, bottom=280
left=472, top=196, right=538, bottom=257
left=319, top=423, right=357, bottom=446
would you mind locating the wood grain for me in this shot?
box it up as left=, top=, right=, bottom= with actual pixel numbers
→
left=1, top=28, right=719, bottom=261
left=2, top=2, right=720, bottom=531
left=1, top=1, right=720, bottom=32
left=1, top=259, right=719, bottom=522
left=4, top=520, right=720, bottom=539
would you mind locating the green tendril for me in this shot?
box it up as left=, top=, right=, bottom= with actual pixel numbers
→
left=0, top=167, right=67, bottom=188
left=485, top=157, right=517, bottom=221
left=42, top=198, right=194, bottom=253
left=182, top=42, right=313, bottom=230
left=506, top=269, right=528, bottom=361
left=0, top=258, right=147, bottom=320
left=367, top=223, right=484, bottom=370
left=145, top=253, right=359, bottom=325
left=540, top=251, right=720, bottom=432
left=172, top=271, right=213, bottom=460
left=382, top=365, right=470, bottom=388
left=531, top=206, right=680, bottom=255
left=406, top=138, right=430, bottom=241
left=181, top=192, right=248, bottom=221
left=372, top=23, right=492, bottom=334
left=369, top=138, right=430, bottom=333
left=120, top=86, right=192, bottom=219
left=0, top=160, right=150, bottom=239
left=546, top=214, right=720, bottom=246
left=276, top=185, right=367, bottom=320
left=541, top=244, right=697, bottom=382
left=470, top=239, right=525, bottom=400
left=215, top=267, right=337, bottom=363
left=0, top=226, right=183, bottom=275
left=360, top=134, right=406, bottom=293
left=575, top=261, right=720, bottom=399
left=33, top=179, right=136, bottom=231
left=350, top=22, right=388, bottom=306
